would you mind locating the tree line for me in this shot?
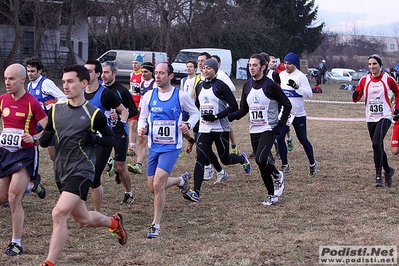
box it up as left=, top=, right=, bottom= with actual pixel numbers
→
left=2, top=0, right=392, bottom=77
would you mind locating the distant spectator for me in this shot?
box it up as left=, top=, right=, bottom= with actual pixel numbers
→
left=317, top=59, right=328, bottom=85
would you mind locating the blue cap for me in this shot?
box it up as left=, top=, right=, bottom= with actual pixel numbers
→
left=284, top=52, right=300, bottom=69
left=132, top=54, right=143, bottom=63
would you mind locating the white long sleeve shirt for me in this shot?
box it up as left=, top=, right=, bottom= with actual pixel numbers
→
left=279, top=68, right=312, bottom=117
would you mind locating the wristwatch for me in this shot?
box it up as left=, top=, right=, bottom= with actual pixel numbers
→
left=32, top=136, right=38, bottom=143
left=185, top=122, right=191, bottom=129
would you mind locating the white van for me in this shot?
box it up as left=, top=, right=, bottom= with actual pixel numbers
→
left=171, top=48, right=232, bottom=82
left=97, top=50, right=168, bottom=82
left=331, top=68, right=356, bottom=81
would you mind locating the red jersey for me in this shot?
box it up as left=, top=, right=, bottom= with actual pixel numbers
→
left=130, top=71, right=142, bottom=86
left=0, top=92, right=47, bottom=148
left=130, top=71, right=143, bottom=105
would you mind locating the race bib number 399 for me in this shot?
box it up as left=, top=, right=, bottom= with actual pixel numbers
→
left=0, top=128, right=24, bottom=152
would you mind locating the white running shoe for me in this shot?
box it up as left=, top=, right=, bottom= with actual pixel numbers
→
left=213, top=171, right=229, bottom=184
left=203, top=165, right=215, bottom=181
left=262, top=195, right=278, bottom=206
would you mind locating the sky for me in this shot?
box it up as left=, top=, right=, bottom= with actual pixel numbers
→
left=314, top=0, right=399, bottom=36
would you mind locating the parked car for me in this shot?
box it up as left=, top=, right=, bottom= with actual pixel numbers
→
left=351, top=71, right=368, bottom=81
left=97, top=50, right=168, bottom=83
left=171, top=48, right=232, bottom=82
left=325, top=71, right=351, bottom=83
left=331, top=68, right=356, bottom=81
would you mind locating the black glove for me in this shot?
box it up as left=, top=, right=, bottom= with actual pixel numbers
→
left=39, top=130, right=54, bottom=148
left=287, top=79, right=299, bottom=90
left=202, top=114, right=218, bottom=122
left=393, top=109, right=399, bottom=121
left=82, top=130, right=99, bottom=146
left=272, top=121, right=284, bottom=136
left=352, top=90, right=359, bottom=101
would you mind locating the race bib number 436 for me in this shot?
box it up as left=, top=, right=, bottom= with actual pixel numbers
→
left=0, top=128, right=24, bottom=152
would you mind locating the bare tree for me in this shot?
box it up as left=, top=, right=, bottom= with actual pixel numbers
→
left=1, top=0, right=23, bottom=68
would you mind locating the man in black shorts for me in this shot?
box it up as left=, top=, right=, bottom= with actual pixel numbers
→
left=102, top=61, right=138, bottom=204
left=39, top=65, right=127, bottom=266
left=84, top=59, right=129, bottom=211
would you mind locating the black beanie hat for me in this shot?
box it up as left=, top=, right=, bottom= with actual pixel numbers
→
left=142, top=62, right=155, bottom=73
left=368, top=54, right=382, bottom=67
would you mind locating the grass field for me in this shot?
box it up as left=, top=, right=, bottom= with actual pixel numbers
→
left=0, top=78, right=398, bottom=266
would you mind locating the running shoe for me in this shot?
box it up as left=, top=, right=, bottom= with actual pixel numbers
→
left=183, top=190, right=200, bottom=202
left=3, top=242, right=23, bottom=256
left=287, top=138, right=294, bottom=151
left=179, top=148, right=185, bottom=158
left=179, top=172, right=191, bottom=194
left=109, top=213, right=127, bottom=245
left=281, top=164, right=291, bottom=174
left=213, top=171, right=229, bottom=184
left=375, top=176, right=384, bottom=187
left=384, top=167, right=395, bottom=187
left=273, top=171, right=284, bottom=197
left=32, top=182, right=46, bottom=199
left=262, top=195, right=279, bottom=206
left=241, top=152, right=251, bottom=174
left=126, top=148, right=136, bottom=156
left=308, top=161, right=318, bottom=178
left=147, top=224, right=160, bottom=238
left=231, top=146, right=239, bottom=155
left=121, top=193, right=134, bottom=205
left=106, top=157, right=115, bottom=177
left=127, top=163, right=142, bottom=174
left=203, top=165, right=215, bottom=181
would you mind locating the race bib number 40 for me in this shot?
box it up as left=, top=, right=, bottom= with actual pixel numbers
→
left=153, top=120, right=176, bottom=144
left=0, top=128, right=24, bottom=152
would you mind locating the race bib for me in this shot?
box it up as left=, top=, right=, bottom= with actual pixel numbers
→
left=369, top=101, right=384, bottom=118
left=249, top=105, right=267, bottom=125
left=0, top=128, right=24, bottom=152
left=153, top=120, right=176, bottom=144
left=200, top=104, right=215, bottom=124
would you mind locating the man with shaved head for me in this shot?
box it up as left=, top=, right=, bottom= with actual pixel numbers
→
left=0, top=63, right=48, bottom=256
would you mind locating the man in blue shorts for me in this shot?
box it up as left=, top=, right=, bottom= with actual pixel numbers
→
left=39, top=65, right=127, bottom=266
left=0, top=63, right=48, bottom=256
left=138, top=62, right=200, bottom=238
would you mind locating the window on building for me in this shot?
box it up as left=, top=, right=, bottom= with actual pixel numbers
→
left=21, top=31, right=34, bottom=56
left=78, top=42, right=83, bottom=58
left=390, top=44, right=395, bottom=50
